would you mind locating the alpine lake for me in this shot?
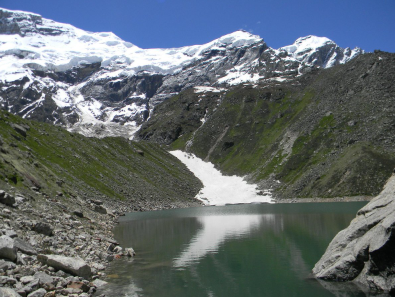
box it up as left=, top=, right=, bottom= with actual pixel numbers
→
left=96, top=202, right=371, bottom=297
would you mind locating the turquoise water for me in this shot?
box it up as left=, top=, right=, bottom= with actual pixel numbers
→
left=97, top=202, right=368, bottom=297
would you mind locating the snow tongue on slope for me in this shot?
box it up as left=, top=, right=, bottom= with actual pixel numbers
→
left=170, top=150, right=272, bottom=205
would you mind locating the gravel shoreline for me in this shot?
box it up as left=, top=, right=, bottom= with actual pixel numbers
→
left=0, top=188, right=201, bottom=297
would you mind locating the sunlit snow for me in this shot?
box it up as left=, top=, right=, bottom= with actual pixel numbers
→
left=170, top=150, right=272, bottom=205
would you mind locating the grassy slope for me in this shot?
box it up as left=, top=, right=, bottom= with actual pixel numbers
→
left=0, top=109, right=202, bottom=208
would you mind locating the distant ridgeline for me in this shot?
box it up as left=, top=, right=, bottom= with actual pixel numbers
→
left=1, top=7, right=395, bottom=199
left=138, top=51, right=395, bottom=199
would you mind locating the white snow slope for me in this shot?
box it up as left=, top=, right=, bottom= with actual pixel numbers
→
left=170, top=150, right=272, bottom=205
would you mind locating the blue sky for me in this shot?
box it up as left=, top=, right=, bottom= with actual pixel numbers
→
left=0, top=0, right=394, bottom=52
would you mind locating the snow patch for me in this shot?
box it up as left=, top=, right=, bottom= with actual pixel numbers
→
left=170, top=150, right=272, bottom=205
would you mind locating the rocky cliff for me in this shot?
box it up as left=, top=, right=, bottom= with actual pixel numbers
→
left=313, top=174, right=395, bottom=294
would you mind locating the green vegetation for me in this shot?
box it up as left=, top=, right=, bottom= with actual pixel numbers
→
left=0, top=109, right=202, bottom=204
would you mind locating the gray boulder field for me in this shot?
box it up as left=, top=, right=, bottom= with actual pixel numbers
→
left=313, top=174, right=395, bottom=293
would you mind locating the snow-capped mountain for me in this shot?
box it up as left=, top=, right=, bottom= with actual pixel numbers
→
left=0, top=8, right=363, bottom=138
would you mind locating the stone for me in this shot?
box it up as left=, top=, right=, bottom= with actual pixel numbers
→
left=11, top=124, right=27, bottom=137
left=33, top=272, right=53, bottom=285
left=32, top=222, right=53, bottom=236
left=91, top=279, right=108, bottom=288
left=0, top=235, right=17, bottom=261
left=0, top=288, right=22, bottom=297
left=26, top=288, right=46, bottom=297
left=3, top=229, right=17, bottom=238
left=0, top=191, right=15, bottom=206
left=67, top=281, right=89, bottom=292
left=0, top=259, right=16, bottom=271
left=72, top=211, right=84, bottom=218
left=124, top=247, right=136, bottom=257
left=313, top=175, right=395, bottom=292
left=20, top=276, right=35, bottom=284
left=14, top=238, right=37, bottom=255
left=37, top=254, right=92, bottom=279
left=93, top=205, right=107, bottom=214
left=0, top=276, right=17, bottom=285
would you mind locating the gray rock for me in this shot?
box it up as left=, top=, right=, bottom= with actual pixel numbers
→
left=14, top=238, right=37, bottom=255
left=94, top=205, right=107, bottom=214
left=11, top=124, right=27, bottom=137
left=33, top=272, right=53, bottom=285
left=0, top=288, right=22, bottom=297
left=32, top=222, right=53, bottom=236
left=20, top=275, right=35, bottom=284
left=0, top=276, right=17, bottom=285
left=4, top=229, right=17, bottom=238
left=0, top=235, right=17, bottom=261
left=0, top=191, right=15, bottom=206
left=0, top=259, right=16, bottom=271
left=313, top=175, right=395, bottom=292
left=124, top=247, right=136, bottom=257
left=37, top=254, right=92, bottom=279
left=92, top=279, right=108, bottom=288
left=26, top=288, right=46, bottom=297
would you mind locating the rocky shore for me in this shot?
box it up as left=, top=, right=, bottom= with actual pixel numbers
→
left=313, top=174, right=395, bottom=294
left=0, top=187, right=200, bottom=297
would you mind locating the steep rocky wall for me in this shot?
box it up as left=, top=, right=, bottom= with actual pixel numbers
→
left=313, top=174, right=395, bottom=293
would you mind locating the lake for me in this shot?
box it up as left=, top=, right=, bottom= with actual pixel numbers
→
left=96, top=202, right=369, bottom=297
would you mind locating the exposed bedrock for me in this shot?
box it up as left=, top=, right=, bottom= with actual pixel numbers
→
left=313, top=174, right=395, bottom=293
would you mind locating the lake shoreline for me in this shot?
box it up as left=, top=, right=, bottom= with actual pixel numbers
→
left=274, top=195, right=373, bottom=204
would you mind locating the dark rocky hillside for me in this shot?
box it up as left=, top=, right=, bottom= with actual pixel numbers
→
left=138, top=51, right=395, bottom=199
left=0, top=109, right=202, bottom=211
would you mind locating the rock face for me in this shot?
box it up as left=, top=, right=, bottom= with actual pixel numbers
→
left=313, top=175, right=395, bottom=292
left=37, top=254, right=92, bottom=279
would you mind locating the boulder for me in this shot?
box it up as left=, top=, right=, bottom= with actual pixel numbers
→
left=11, top=123, right=27, bottom=137
left=32, top=222, right=53, bottom=236
left=37, top=254, right=92, bottom=279
left=124, top=247, right=136, bottom=257
left=0, top=191, right=15, bottom=206
left=0, top=288, right=22, bottom=297
left=14, top=238, right=37, bottom=255
left=313, top=175, right=395, bottom=292
left=26, top=288, right=46, bottom=297
left=94, top=205, right=107, bottom=214
left=0, top=259, right=16, bottom=271
left=0, top=235, right=17, bottom=261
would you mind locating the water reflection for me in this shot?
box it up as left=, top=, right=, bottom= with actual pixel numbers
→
left=173, top=214, right=265, bottom=267
left=98, top=202, right=368, bottom=297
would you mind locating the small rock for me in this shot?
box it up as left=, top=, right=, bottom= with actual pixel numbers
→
left=91, top=279, right=108, bottom=288
left=26, top=288, right=46, bottom=297
left=11, top=124, right=27, bottom=137
left=3, top=229, right=17, bottom=238
left=93, top=205, right=107, bottom=214
left=124, top=247, right=136, bottom=257
left=0, top=191, right=15, bottom=207
left=14, top=238, right=37, bottom=255
left=0, top=287, right=22, bottom=297
left=32, top=223, right=53, bottom=236
left=0, top=235, right=17, bottom=261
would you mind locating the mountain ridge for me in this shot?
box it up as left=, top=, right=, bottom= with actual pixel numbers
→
left=0, top=7, right=363, bottom=138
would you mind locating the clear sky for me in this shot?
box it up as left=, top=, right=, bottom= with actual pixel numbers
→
left=0, top=0, right=394, bottom=52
